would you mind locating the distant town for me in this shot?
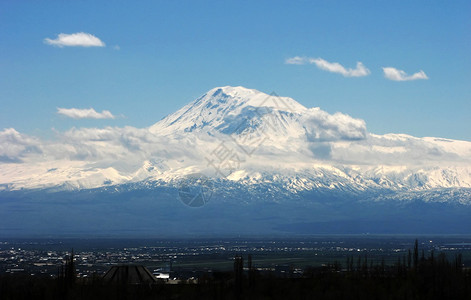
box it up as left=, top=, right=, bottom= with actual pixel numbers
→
left=1, top=236, right=471, bottom=299
left=2, top=236, right=470, bottom=280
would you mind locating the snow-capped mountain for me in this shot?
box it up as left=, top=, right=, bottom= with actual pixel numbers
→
left=1, top=85, right=471, bottom=198
left=149, top=86, right=308, bottom=138
left=2, top=86, right=471, bottom=236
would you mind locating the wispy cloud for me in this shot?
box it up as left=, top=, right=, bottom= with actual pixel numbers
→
left=285, top=56, right=306, bottom=65
left=44, top=32, right=105, bottom=47
left=311, top=58, right=370, bottom=77
left=286, top=56, right=370, bottom=77
left=382, top=67, right=428, bottom=81
left=57, top=108, right=116, bottom=119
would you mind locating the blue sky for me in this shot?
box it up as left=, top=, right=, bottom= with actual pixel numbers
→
left=1, top=0, right=470, bottom=140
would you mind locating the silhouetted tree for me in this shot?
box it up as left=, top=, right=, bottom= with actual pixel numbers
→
left=408, top=249, right=412, bottom=269
left=455, top=253, right=463, bottom=272
left=233, top=255, right=243, bottom=299
left=247, top=254, right=254, bottom=288
left=413, top=239, right=419, bottom=270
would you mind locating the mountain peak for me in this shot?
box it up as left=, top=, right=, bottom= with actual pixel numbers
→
left=149, top=86, right=307, bottom=135
left=207, top=86, right=257, bottom=97
left=203, top=86, right=306, bottom=111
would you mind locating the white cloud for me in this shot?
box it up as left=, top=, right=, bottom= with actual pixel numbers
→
left=44, top=32, right=105, bottom=47
left=303, top=108, right=368, bottom=142
left=1, top=122, right=470, bottom=190
left=285, top=56, right=306, bottom=65
left=57, top=108, right=116, bottom=119
left=50, top=126, right=200, bottom=166
left=286, top=56, right=370, bottom=77
left=310, top=58, right=370, bottom=77
left=0, top=128, right=41, bottom=162
left=382, top=67, right=428, bottom=81
left=331, top=133, right=466, bottom=166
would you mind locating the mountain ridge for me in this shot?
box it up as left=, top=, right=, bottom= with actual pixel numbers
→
left=2, top=86, right=471, bottom=236
left=1, top=86, right=471, bottom=197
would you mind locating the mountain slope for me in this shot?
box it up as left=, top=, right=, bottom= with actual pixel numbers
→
left=2, top=86, right=471, bottom=236
left=1, top=86, right=471, bottom=197
left=149, top=86, right=307, bottom=136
